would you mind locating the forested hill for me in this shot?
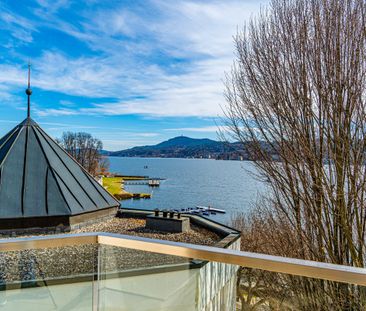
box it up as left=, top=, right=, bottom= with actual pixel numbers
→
left=107, top=136, right=250, bottom=160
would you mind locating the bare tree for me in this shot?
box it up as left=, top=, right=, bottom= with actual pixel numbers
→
left=98, top=156, right=110, bottom=176
left=57, top=132, right=104, bottom=176
left=224, top=0, right=366, bottom=309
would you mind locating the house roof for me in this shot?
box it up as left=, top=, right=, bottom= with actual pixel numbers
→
left=0, top=117, right=120, bottom=219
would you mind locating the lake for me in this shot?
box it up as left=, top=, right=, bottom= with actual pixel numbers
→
left=109, top=157, right=265, bottom=224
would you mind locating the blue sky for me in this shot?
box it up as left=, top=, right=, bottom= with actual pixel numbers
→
left=0, top=0, right=267, bottom=150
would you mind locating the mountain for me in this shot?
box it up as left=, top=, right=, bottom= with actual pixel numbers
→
left=155, top=136, right=217, bottom=148
left=107, top=136, right=247, bottom=160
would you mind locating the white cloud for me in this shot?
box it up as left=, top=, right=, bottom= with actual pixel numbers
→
left=40, top=121, right=98, bottom=129
left=0, top=64, right=26, bottom=85
left=36, top=107, right=77, bottom=117
left=0, top=0, right=268, bottom=118
left=165, top=126, right=228, bottom=133
left=0, top=7, right=37, bottom=44
left=135, top=133, right=160, bottom=137
left=35, top=0, right=70, bottom=11
left=0, top=119, right=18, bottom=124
left=32, top=54, right=231, bottom=117
left=59, top=100, right=75, bottom=107
left=151, top=1, right=252, bottom=57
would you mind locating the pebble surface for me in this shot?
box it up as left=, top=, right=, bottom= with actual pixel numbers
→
left=73, top=217, right=220, bottom=246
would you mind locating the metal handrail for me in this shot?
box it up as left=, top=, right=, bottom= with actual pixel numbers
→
left=0, top=232, right=365, bottom=286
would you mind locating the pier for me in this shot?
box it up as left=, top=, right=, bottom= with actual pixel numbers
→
left=124, top=179, right=163, bottom=186
left=102, top=177, right=152, bottom=200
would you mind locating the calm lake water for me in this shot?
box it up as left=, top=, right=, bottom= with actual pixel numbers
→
left=109, top=157, right=265, bottom=224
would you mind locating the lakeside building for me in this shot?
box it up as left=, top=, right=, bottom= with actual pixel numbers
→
left=0, top=68, right=119, bottom=233
left=0, top=117, right=120, bottom=233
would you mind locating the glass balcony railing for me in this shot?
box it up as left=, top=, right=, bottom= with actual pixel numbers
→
left=0, top=232, right=365, bottom=310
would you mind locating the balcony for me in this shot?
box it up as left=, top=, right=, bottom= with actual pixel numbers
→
left=0, top=232, right=365, bottom=310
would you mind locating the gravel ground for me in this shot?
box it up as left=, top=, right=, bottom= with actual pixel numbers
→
left=72, top=217, right=220, bottom=246
left=0, top=217, right=220, bottom=284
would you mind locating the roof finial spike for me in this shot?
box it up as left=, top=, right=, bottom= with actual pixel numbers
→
left=25, top=61, right=32, bottom=119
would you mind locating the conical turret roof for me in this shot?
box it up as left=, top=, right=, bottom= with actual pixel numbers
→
left=0, top=117, right=119, bottom=228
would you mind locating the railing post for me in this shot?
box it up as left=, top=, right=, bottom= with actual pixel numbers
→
left=92, top=245, right=101, bottom=311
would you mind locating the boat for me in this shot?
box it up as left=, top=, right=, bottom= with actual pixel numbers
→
left=148, top=179, right=160, bottom=187
left=180, top=205, right=225, bottom=216
left=195, top=205, right=226, bottom=214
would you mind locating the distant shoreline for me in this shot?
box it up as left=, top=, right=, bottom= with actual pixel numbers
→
left=102, top=136, right=264, bottom=161
left=107, top=155, right=251, bottom=162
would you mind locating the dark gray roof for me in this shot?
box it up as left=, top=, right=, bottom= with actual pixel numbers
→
left=0, top=117, right=119, bottom=219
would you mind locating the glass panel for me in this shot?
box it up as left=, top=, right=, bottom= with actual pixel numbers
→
left=0, top=237, right=364, bottom=311
left=0, top=244, right=96, bottom=311
left=97, top=245, right=240, bottom=311
left=236, top=267, right=366, bottom=311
